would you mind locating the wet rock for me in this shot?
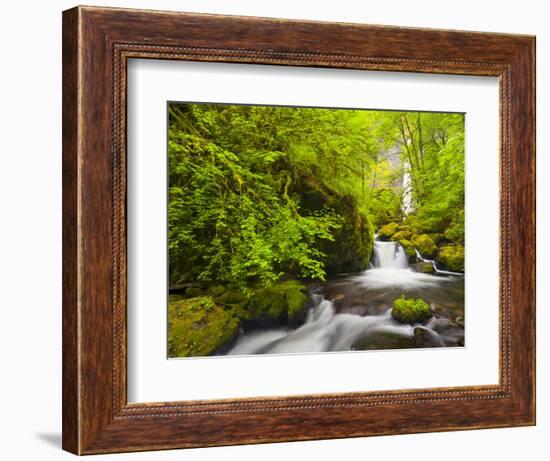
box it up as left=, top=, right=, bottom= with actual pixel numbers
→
left=399, top=239, right=419, bottom=263
left=377, top=222, right=399, bottom=241
left=414, top=262, right=435, bottom=274
left=353, top=331, right=416, bottom=350
left=413, top=326, right=443, bottom=347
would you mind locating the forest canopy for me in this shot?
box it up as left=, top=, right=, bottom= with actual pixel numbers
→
left=168, top=103, right=465, bottom=289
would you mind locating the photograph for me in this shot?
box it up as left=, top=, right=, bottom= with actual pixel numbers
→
left=167, top=102, right=466, bottom=358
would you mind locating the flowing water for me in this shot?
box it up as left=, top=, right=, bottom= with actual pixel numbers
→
left=227, top=239, right=464, bottom=355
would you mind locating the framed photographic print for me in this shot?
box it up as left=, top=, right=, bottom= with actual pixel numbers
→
left=62, top=5, right=535, bottom=455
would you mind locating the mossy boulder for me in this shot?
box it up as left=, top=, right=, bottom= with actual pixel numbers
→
left=391, top=229, right=412, bottom=241
left=414, top=261, right=435, bottom=274
left=377, top=222, right=399, bottom=241
left=208, top=280, right=310, bottom=327
left=248, top=280, right=309, bottom=326
left=427, top=232, right=446, bottom=245
left=436, top=245, right=465, bottom=272
left=168, top=296, right=240, bottom=357
left=399, top=239, right=418, bottom=263
left=412, top=234, right=437, bottom=258
left=392, top=296, right=432, bottom=324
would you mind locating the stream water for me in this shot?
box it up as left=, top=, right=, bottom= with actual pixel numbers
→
left=227, top=239, right=464, bottom=355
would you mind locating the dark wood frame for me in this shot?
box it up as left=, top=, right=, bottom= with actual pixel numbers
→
left=62, top=5, right=536, bottom=455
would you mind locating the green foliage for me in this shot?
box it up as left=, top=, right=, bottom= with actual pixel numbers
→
left=370, top=188, right=402, bottom=227
left=396, top=112, right=465, bottom=244
left=168, top=103, right=464, bottom=289
left=392, top=295, right=432, bottom=324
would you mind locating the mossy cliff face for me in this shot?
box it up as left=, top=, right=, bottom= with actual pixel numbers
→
left=436, top=245, right=465, bottom=272
left=168, top=296, right=240, bottom=357
left=300, top=180, right=374, bottom=275
left=391, top=296, right=432, bottom=324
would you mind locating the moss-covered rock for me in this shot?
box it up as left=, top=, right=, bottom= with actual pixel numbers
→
left=436, top=245, right=465, bottom=272
left=414, top=261, right=435, bottom=274
left=392, top=296, right=432, bottom=324
left=168, top=296, right=240, bottom=357
left=427, top=233, right=446, bottom=245
left=399, top=239, right=418, bottom=264
left=412, top=234, right=437, bottom=258
left=377, top=222, right=399, bottom=241
left=248, top=280, right=309, bottom=326
left=391, top=229, right=412, bottom=241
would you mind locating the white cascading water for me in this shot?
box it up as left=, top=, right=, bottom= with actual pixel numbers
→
left=228, top=295, right=414, bottom=355
left=226, top=238, right=457, bottom=356
left=355, top=239, right=447, bottom=289
left=402, top=161, right=415, bottom=215
left=372, top=240, right=409, bottom=269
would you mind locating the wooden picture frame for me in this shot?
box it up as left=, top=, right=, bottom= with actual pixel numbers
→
left=62, top=5, right=536, bottom=455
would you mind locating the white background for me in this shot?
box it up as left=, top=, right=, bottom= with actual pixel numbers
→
left=127, top=60, right=499, bottom=402
left=0, top=1, right=546, bottom=460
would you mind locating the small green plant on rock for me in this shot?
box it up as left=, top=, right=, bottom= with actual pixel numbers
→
left=392, top=295, right=432, bottom=324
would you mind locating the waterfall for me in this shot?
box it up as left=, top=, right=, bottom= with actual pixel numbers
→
left=357, top=237, right=451, bottom=289
left=402, top=162, right=414, bottom=215
left=372, top=240, right=409, bottom=269
left=414, top=249, right=464, bottom=276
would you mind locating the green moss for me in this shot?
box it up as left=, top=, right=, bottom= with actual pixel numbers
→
left=399, top=239, right=418, bottom=264
left=248, top=280, right=308, bottom=322
left=436, top=245, right=465, bottom=272
left=391, top=229, right=412, bottom=241
left=412, top=234, right=437, bottom=258
left=427, top=233, right=445, bottom=245
left=168, top=296, right=240, bottom=357
left=416, top=262, right=435, bottom=274
left=378, top=222, right=399, bottom=241
left=185, top=286, right=204, bottom=298
left=286, top=284, right=309, bottom=322
left=392, top=295, right=432, bottom=324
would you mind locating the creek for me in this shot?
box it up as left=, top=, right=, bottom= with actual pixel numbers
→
left=227, top=238, right=464, bottom=355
